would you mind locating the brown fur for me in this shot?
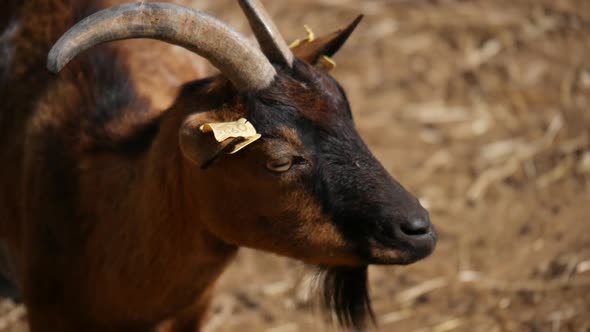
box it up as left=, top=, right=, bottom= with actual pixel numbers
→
left=1, top=1, right=226, bottom=330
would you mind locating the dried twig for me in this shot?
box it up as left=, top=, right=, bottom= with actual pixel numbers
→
left=467, top=158, right=520, bottom=202
left=458, top=270, right=590, bottom=292
left=380, top=310, right=414, bottom=324
left=396, top=277, right=448, bottom=304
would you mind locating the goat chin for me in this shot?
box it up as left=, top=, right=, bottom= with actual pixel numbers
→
left=317, top=266, right=376, bottom=331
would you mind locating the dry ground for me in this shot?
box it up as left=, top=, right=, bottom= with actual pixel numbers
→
left=1, top=0, right=589, bottom=331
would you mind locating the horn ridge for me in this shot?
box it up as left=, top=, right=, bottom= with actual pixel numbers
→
left=238, top=0, right=294, bottom=67
left=47, top=2, right=276, bottom=91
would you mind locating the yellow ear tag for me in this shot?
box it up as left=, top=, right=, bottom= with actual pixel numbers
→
left=289, top=24, right=315, bottom=48
left=318, top=55, right=337, bottom=72
left=199, top=118, right=262, bottom=154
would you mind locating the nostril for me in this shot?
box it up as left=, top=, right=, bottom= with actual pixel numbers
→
left=400, top=217, right=431, bottom=236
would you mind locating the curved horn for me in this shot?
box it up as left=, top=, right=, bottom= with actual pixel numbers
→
left=238, top=0, right=293, bottom=67
left=47, top=2, right=276, bottom=91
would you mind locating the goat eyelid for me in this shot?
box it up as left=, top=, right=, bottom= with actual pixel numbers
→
left=266, top=156, right=293, bottom=173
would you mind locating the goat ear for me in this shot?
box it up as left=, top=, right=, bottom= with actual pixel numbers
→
left=291, top=15, right=363, bottom=66
left=180, top=113, right=219, bottom=169
left=179, top=113, right=260, bottom=169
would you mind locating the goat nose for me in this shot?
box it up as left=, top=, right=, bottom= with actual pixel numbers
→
left=400, top=214, right=431, bottom=236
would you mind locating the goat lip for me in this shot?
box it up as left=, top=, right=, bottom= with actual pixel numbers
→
left=366, top=232, right=437, bottom=265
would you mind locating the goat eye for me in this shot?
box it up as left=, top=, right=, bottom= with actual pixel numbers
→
left=266, top=157, right=293, bottom=173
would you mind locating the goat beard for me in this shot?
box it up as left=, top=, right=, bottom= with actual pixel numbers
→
left=317, top=266, right=376, bottom=331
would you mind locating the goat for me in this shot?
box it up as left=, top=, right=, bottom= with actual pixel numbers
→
left=0, top=0, right=437, bottom=331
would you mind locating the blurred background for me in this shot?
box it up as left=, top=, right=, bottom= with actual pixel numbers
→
left=2, top=0, right=589, bottom=331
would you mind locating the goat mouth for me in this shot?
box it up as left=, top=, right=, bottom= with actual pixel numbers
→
left=366, top=230, right=437, bottom=265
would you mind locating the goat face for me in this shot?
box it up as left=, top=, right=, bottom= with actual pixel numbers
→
left=179, top=50, right=436, bottom=269
left=181, top=61, right=436, bottom=268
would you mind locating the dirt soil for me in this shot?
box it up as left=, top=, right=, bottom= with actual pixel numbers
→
left=1, top=0, right=589, bottom=331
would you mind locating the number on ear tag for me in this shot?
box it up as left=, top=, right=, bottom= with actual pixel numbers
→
left=200, top=118, right=261, bottom=153
left=200, top=118, right=257, bottom=142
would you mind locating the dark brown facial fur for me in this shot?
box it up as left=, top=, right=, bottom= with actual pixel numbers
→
left=240, top=60, right=437, bottom=264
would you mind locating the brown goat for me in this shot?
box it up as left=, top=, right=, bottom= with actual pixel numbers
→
left=0, top=0, right=437, bottom=331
